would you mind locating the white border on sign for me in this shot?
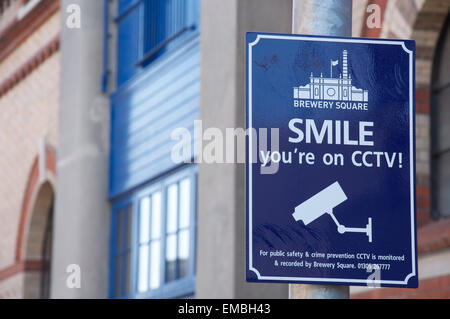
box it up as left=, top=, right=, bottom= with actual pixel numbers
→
left=247, top=34, right=416, bottom=286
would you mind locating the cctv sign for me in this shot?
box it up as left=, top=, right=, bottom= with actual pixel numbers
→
left=246, top=33, right=418, bottom=288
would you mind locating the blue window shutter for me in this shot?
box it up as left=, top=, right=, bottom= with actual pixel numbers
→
left=117, top=3, right=142, bottom=86
left=118, top=0, right=140, bottom=14
left=115, top=0, right=200, bottom=81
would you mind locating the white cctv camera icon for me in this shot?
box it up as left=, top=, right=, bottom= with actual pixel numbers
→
left=292, top=181, right=372, bottom=242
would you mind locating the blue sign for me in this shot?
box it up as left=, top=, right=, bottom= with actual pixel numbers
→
left=246, top=32, right=417, bottom=288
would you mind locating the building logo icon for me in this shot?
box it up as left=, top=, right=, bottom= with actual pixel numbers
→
left=293, top=50, right=368, bottom=102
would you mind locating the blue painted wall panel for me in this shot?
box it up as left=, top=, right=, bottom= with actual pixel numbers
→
left=110, top=36, right=200, bottom=198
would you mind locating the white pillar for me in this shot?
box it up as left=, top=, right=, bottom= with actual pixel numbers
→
left=51, top=0, right=110, bottom=298
left=290, top=0, right=352, bottom=299
left=197, top=0, right=292, bottom=298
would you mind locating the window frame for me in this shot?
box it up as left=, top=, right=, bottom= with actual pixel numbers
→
left=109, top=165, right=197, bottom=299
left=110, top=200, right=135, bottom=298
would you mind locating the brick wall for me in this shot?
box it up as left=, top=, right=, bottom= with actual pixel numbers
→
left=0, top=13, right=60, bottom=85
left=351, top=0, right=450, bottom=299
left=0, top=8, right=60, bottom=298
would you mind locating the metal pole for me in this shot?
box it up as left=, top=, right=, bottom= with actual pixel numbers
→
left=292, top=0, right=352, bottom=36
left=290, top=0, right=352, bottom=299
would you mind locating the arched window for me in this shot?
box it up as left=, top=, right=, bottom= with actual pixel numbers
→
left=23, top=182, right=54, bottom=299
left=431, top=13, right=450, bottom=219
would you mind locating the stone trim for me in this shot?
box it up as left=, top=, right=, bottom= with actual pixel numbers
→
left=0, top=0, right=59, bottom=63
left=0, top=35, right=59, bottom=98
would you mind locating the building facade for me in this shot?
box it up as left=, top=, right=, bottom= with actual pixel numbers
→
left=51, top=0, right=291, bottom=300
left=0, top=0, right=448, bottom=299
left=0, top=0, right=60, bottom=298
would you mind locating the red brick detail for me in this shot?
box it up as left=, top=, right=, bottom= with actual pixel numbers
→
left=417, top=185, right=431, bottom=227
left=0, top=0, right=59, bottom=63
left=360, top=0, right=388, bottom=38
left=0, top=147, right=56, bottom=283
left=416, top=89, right=430, bottom=114
left=0, top=35, right=59, bottom=98
left=15, top=160, right=39, bottom=263
left=418, top=218, right=450, bottom=254
left=15, top=146, right=56, bottom=262
left=45, top=146, right=56, bottom=175
left=352, top=274, right=450, bottom=299
left=0, top=260, right=42, bottom=282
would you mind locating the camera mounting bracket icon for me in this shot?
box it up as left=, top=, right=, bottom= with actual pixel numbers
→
left=292, top=181, right=373, bottom=243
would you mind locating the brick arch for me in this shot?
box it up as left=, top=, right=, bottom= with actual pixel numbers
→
left=411, top=0, right=450, bottom=112
left=15, top=146, right=56, bottom=262
left=410, top=1, right=450, bottom=226
left=23, top=181, right=54, bottom=261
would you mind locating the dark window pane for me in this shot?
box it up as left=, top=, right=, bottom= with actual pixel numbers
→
left=40, top=204, right=53, bottom=299
left=178, top=229, right=190, bottom=278
left=434, top=15, right=450, bottom=87
left=434, top=88, right=450, bottom=152
left=434, top=152, right=450, bottom=217
left=432, top=14, right=450, bottom=219
left=124, top=251, right=131, bottom=296
left=144, top=0, right=158, bottom=53
left=142, top=0, right=190, bottom=64
left=116, top=209, right=124, bottom=252
left=115, top=256, right=122, bottom=298
left=126, top=205, right=133, bottom=249
left=165, top=233, right=177, bottom=282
